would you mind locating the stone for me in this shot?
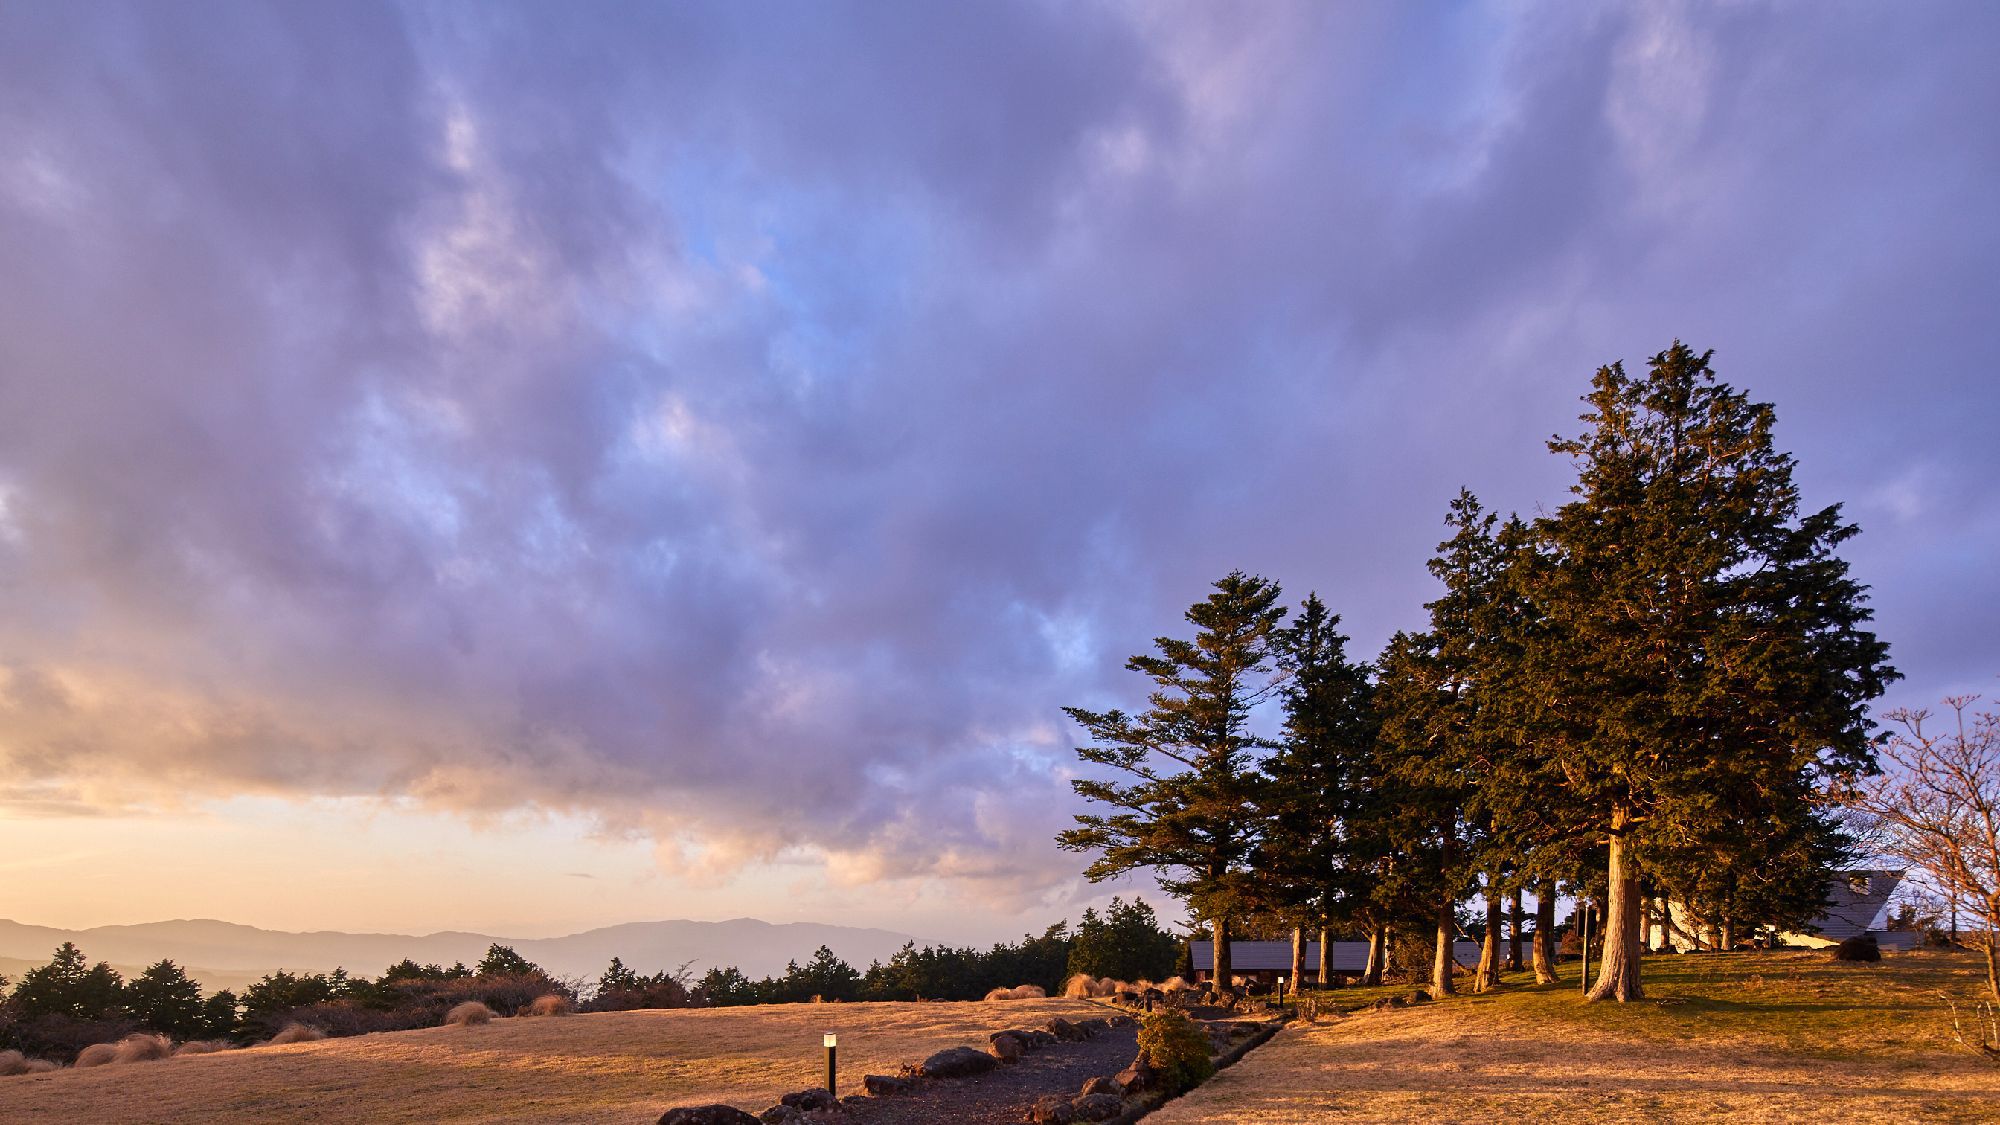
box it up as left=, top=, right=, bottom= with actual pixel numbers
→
left=1106, top=1014, right=1134, bottom=1027
left=863, top=1074, right=910, bottom=1097
left=1079, top=1075, right=1122, bottom=1098
left=1077, top=1017, right=1110, bottom=1038
left=1029, top=1094, right=1075, bottom=1124
left=1113, top=990, right=1140, bottom=1007
left=1046, top=1017, right=1087, bottom=1042
left=780, top=1089, right=838, bottom=1112
left=757, top=1107, right=800, bottom=1124
left=920, top=1045, right=998, bottom=1079
left=1071, top=1093, right=1124, bottom=1121
left=659, top=1107, right=761, bottom=1125
left=1024, top=1028, right=1058, bottom=1047
left=1114, top=1056, right=1157, bottom=1094
left=1406, top=990, right=1432, bottom=1005
left=987, top=1031, right=1025, bottom=1063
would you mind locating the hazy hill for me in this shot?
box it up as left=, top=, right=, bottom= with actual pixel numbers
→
left=0, top=917, right=920, bottom=990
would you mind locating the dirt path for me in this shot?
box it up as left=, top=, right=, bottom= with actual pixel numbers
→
left=843, top=1023, right=1138, bottom=1125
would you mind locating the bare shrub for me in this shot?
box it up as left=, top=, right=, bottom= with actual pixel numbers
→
left=1063, top=973, right=1097, bottom=999
left=111, top=1033, right=172, bottom=1064
left=266, top=1022, right=327, bottom=1045
left=73, top=1043, right=117, bottom=1068
left=0, top=1050, right=28, bottom=1076
left=524, top=994, right=573, bottom=1017
left=173, top=1040, right=231, bottom=1056
left=445, top=1001, right=495, bottom=1026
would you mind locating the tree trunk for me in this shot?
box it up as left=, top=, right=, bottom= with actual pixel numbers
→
left=1317, top=925, right=1333, bottom=990
left=1507, top=886, right=1524, bottom=972
left=1432, top=895, right=1458, bottom=996
left=1719, top=916, right=1735, bottom=952
left=1290, top=925, right=1305, bottom=996
left=1587, top=808, right=1645, bottom=1002
left=1474, top=889, right=1503, bottom=991
left=1363, top=924, right=1386, bottom=986
left=1532, top=886, right=1558, bottom=984
left=1212, top=915, right=1232, bottom=991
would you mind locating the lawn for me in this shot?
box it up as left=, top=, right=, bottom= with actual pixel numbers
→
left=0, top=997, right=1107, bottom=1123
left=1149, top=948, right=2000, bottom=1123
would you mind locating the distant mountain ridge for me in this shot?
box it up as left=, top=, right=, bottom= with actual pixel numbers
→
left=0, top=917, right=921, bottom=992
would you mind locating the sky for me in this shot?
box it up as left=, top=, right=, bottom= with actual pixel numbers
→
left=0, top=1, right=1995, bottom=946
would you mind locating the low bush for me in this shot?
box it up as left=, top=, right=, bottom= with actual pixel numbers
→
left=111, top=1033, right=172, bottom=1064
left=266, top=1023, right=326, bottom=1045
left=73, top=1043, right=117, bottom=1068
left=982, top=984, right=1048, bottom=1001
left=1136, top=1009, right=1214, bottom=1094
left=172, top=1039, right=231, bottom=1056
left=444, top=1001, right=495, bottom=1026
left=524, top=994, right=573, bottom=1017
left=1833, top=934, right=1882, bottom=963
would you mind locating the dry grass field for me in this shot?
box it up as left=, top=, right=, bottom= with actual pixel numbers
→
left=1151, top=948, right=2000, bottom=1123
left=0, top=997, right=1108, bottom=1123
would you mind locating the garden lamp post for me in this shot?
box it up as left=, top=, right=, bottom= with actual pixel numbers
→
left=824, top=1032, right=837, bottom=1094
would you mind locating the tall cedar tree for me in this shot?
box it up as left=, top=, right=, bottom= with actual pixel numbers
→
left=1531, top=343, right=1895, bottom=1001
left=1252, top=593, right=1376, bottom=988
left=1375, top=492, right=1518, bottom=995
left=1061, top=571, right=1287, bottom=989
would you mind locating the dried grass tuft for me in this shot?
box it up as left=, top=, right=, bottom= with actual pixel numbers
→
left=1159, top=976, right=1191, bottom=993
left=74, top=1043, right=117, bottom=1068
left=1063, top=972, right=1097, bottom=999
left=983, top=984, right=1048, bottom=1001
left=266, top=1023, right=327, bottom=1045
left=173, top=1040, right=231, bottom=1057
left=524, top=994, right=573, bottom=1017
left=112, top=1034, right=172, bottom=1064
left=445, top=1000, right=496, bottom=1026
left=0, top=1050, right=27, bottom=1077
left=21, top=1060, right=56, bottom=1074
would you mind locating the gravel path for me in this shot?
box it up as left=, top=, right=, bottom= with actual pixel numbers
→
left=840, top=1023, right=1140, bottom=1125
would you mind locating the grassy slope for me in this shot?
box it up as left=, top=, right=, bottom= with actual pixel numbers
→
left=1149, top=949, right=2000, bottom=1123
left=0, top=997, right=1107, bottom=1124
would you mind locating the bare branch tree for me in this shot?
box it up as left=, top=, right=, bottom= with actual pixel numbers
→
left=1850, top=695, right=2000, bottom=999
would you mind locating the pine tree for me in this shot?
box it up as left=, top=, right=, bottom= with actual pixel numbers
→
left=1529, top=342, right=1896, bottom=1001
left=125, top=959, right=206, bottom=1040
left=1060, top=571, right=1288, bottom=989
left=10, top=942, right=125, bottom=1020
left=1251, top=593, right=1375, bottom=990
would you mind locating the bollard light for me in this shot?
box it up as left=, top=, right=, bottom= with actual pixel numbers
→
left=823, top=1033, right=837, bottom=1095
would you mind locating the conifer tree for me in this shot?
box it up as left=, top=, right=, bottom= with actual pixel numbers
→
left=1060, top=571, right=1287, bottom=989
left=1252, top=593, right=1376, bottom=990
left=1529, top=342, right=1896, bottom=1001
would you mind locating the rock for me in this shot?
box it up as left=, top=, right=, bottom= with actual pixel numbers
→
left=1079, top=1075, right=1122, bottom=1098
left=1077, top=1017, right=1111, bottom=1038
left=863, top=1073, right=910, bottom=1097
left=987, top=1031, right=1025, bottom=1063
left=1029, top=1094, right=1075, bottom=1124
left=1406, top=990, right=1432, bottom=1005
left=659, top=1107, right=761, bottom=1125
left=1113, top=990, right=1140, bottom=1006
left=920, top=1045, right=998, bottom=1079
left=839, top=1096, right=869, bottom=1109
left=780, top=1089, right=838, bottom=1112
left=1072, top=1093, right=1124, bottom=1121
left=1115, top=1056, right=1157, bottom=1094
left=1047, top=1017, right=1087, bottom=1042
left=757, top=1107, right=800, bottom=1124
left=1106, top=1014, right=1134, bottom=1027
left=1140, top=988, right=1165, bottom=1007
left=1024, top=1028, right=1058, bottom=1047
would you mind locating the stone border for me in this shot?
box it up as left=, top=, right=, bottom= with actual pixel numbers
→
left=1096, top=1014, right=1289, bottom=1125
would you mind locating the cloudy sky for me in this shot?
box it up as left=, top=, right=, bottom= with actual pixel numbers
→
left=0, top=1, right=1994, bottom=945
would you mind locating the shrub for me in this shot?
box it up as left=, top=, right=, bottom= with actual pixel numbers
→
left=266, top=1022, right=327, bottom=1045
left=1158, top=976, right=1191, bottom=993
left=73, top=1043, right=117, bottom=1068
left=1136, top=1009, right=1214, bottom=1094
left=111, top=1033, right=172, bottom=1064
left=524, top=994, right=572, bottom=1017
left=172, top=1040, right=231, bottom=1056
left=1833, top=934, right=1882, bottom=962
left=445, top=1001, right=495, bottom=1026
left=983, top=984, right=1048, bottom=1001
left=0, top=1050, right=29, bottom=1076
